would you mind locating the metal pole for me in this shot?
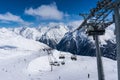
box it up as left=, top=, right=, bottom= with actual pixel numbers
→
left=114, top=0, right=120, bottom=80
left=51, top=65, right=53, bottom=71
left=94, top=35, right=105, bottom=80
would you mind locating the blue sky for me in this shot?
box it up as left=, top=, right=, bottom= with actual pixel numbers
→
left=0, top=0, right=98, bottom=27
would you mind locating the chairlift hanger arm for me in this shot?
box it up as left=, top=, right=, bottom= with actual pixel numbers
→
left=72, top=0, right=117, bottom=33
left=94, top=9, right=112, bottom=23
left=103, top=21, right=114, bottom=29
left=94, top=10, right=113, bottom=27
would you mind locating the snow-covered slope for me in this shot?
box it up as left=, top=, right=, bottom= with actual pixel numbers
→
left=0, top=28, right=49, bottom=51
left=0, top=27, right=52, bottom=80
left=11, top=27, right=41, bottom=40
left=40, top=25, right=68, bottom=43
left=39, top=25, right=69, bottom=48
left=100, top=24, right=115, bottom=45
left=11, top=24, right=69, bottom=49
left=9, top=23, right=117, bottom=60
left=27, top=50, right=117, bottom=80
left=0, top=27, right=117, bottom=80
left=57, top=30, right=96, bottom=56
left=56, top=24, right=117, bottom=59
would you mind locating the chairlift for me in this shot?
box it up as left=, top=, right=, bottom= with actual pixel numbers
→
left=105, top=0, right=112, bottom=4
left=49, top=61, right=54, bottom=65
left=53, top=61, right=60, bottom=66
left=97, top=1, right=101, bottom=7
left=90, top=8, right=96, bottom=13
left=86, top=26, right=105, bottom=36
left=59, top=54, right=65, bottom=59
left=61, top=61, right=65, bottom=65
left=43, top=49, right=46, bottom=51
left=71, top=55, right=77, bottom=61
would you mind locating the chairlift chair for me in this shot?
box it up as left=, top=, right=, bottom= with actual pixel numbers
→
left=53, top=61, right=60, bottom=66
left=59, top=54, right=65, bottom=59
left=87, top=29, right=105, bottom=36
left=71, top=55, right=77, bottom=61
left=61, top=61, right=65, bottom=65
left=49, top=61, right=54, bottom=65
left=86, top=26, right=105, bottom=36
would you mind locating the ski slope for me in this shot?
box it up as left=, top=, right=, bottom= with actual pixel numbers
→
left=0, top=28, right=117, bottom=80
left=27, top=50, right=117, bottom=80
left=0, top=49, right=117, bottom=80
left=0, top=28, right=49, bottom=80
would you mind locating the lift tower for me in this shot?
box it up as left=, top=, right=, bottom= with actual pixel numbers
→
left=72, top=0, right=120, bottom=80
left=114, top=0, right=120, bottom=80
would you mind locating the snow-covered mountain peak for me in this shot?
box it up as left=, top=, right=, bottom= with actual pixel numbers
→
left=44, top=25, right=68, bottom=42
left=0, top=28, right=18, bottom=39
left=1, top=23, right=116, bottom=60
left=100, top=24, right=116, bottom=45
left=0, top=28, right=49, bottom=51
left=11, top=27, right=41, bottom=40
left=39, top=25, right=69, bottom=47
left=0, top=24, right=117, bottom=80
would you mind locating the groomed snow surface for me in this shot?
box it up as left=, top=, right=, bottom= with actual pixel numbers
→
left=0, top=28, right=117, bottom=80
left=0, top=50, right=117, bottom=80
left=27, top=50, right=117, bottom=80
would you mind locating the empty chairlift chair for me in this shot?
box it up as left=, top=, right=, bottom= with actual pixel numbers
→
left=61, top=61, right=65, bottom=65
left=49, top=61, right=54, bottom=66
left=53, top=61, right=60, bottom=66
left=71, top=55, right=77, bottom=61
left=59, top=54, right=65, bottom=59
left=86, top=25, right=105, bottom=36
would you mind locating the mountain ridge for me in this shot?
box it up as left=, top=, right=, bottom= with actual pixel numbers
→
left=4, top=23, right=116, bottom=60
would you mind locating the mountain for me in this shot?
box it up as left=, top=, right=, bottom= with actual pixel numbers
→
left=10, top=24, right=69, bottom=49
left=11, top=27, right=42, bottom=41
left=100, top=25, right=116, bottom=59
left=57, top=31, right=96, bottom=56
left=57, top=24, right=116, bottom=59
left=0, top=27, right=49, bottom=51
left=0, top=25, right=117, bottom=80
left=0, top=27, right=50, bottom=80
left=9, top=23, right=116, bottom=60
left=39, top=24, right=69, bottom=48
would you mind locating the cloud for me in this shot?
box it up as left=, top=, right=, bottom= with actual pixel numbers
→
left=25, top=3, right=65, bottom=20
left=0, top=12, right=24, bottom=22
left=0, top=12, right=32, bottom=26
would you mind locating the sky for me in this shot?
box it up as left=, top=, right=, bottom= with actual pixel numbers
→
left=0, top=0, right=99, bottom=27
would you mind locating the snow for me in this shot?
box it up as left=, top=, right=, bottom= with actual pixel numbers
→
left=0, top=28, right=48, bottom=51
left=100, top=24, right=116, bottom=45
left=27, top=56, right=51, bottom=73
left=10, top=24, right=69, bottom=44
left=11, top=27, right=42, bottom=40
left=0, top=27, right=117, bottom=80
left=9, top=23, right=116, bottom=46
left=0, top=27, right=50, bottom=80
left=27, top=50, right=117, bottom=80
left=41, top=25, right=68, bottom=43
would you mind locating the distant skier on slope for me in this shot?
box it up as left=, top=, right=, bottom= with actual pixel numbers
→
left=88, top=73, right=90, bottom=78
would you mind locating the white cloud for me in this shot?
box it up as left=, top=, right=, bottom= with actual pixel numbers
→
left=25, top=3, right=65, bottom=20
left=0, top=12, right=32, bottom=26
left=0, top=12, right=24, bottom=22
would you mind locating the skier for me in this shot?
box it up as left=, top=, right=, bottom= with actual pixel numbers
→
left=59, top=76, right=61, bottom=80
left=88, top=73, right=90, bottom=78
